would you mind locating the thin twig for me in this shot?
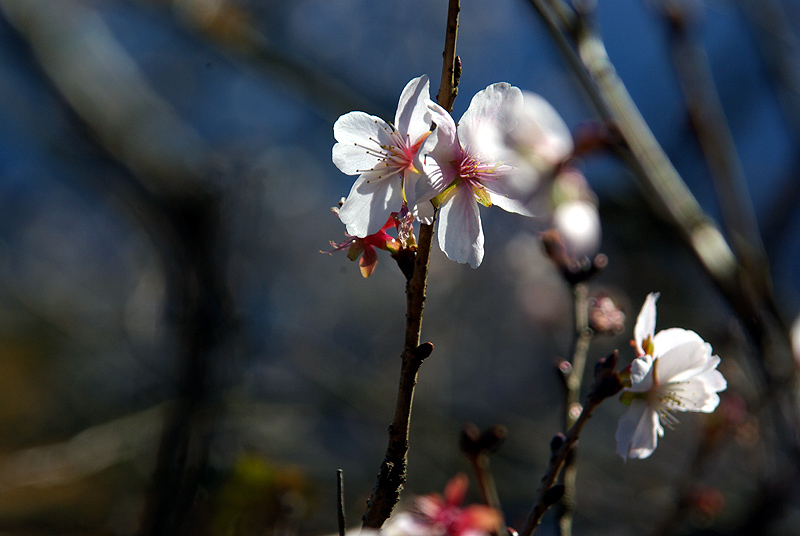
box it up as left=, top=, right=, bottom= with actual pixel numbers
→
left=461, top=424, right=508, bottom=535
left=337, top=469, right=346, bottom=536
left=739, top=0, right=800, bottom=253
left=556, top=283, right=592, bottom=536
left=436, top=0, right=461, bottom=112
left=361, top=0, right=461, bottom=527
left=663, top=0, right=770, bottom=295
left=520, top=352, right=621, bottom=536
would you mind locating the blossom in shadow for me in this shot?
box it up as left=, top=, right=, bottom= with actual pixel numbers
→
left=615, top=293, right=727, bottom=460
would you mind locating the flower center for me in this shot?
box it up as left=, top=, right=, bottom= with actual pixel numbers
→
left=355, top=125, right=429, bottom=183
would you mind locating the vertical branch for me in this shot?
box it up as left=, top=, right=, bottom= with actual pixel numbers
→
left=556, top=283, right=592, bottom=536
left=436, top=0, right=461, bottom=112
left=361, top=0, right=461, bottom=528
left=141, top=196, right=227, bottom=536
left=337, top=469, right=346, bottom=536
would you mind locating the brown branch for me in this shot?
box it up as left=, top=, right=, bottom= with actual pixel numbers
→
left=556, top=284, right=593, bottom=536
left=337, top=469, right=346, bottom=536
left=520, top=351, right=622, bottom=536
left=436, top=0, right=461, bottom=113
left=663, top=1, right=771, bottom=297
left=361, top=2, right=461, bottom=527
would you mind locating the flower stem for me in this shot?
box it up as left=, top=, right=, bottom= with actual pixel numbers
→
left=360, top=0, right=460, bottom=528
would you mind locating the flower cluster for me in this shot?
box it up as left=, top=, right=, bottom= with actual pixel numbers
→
left=326, top=75, right=574, bottom=273
left=615, top=293, right=727, bottom=460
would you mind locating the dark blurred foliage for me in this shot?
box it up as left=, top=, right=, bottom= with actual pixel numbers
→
left=0, top=0, right=799, bottom=535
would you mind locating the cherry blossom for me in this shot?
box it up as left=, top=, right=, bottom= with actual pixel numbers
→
left=324, top=214, right=401, bottom=278
left=382, top=474, right=501, bottom=536
left=615, top=293, right=727, bottom=460
left=333, top=75, right=438, bottom=237
left=504, top=90, right=574, bottom=196
left=425, top=83, right=531, bottom=268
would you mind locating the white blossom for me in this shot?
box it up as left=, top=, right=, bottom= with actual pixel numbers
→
left=615, top=293, right=727, bottom=460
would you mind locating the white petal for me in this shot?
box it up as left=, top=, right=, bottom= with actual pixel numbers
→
left=426, top=100, right=461, bottom=175
left=338, top=174, right=404, bottom=237
left=634, top=293, right=660, bottom=354
left=404, top=168, right=440, bottom=208
left=459, top=82, right=523, bottom=154
left=510, top=91, right=574, bottom=168
left=395, top=75, right=432, bottom=141
left=485, top=177, right=535, bottom=216
left=667, top=375, right=723, bottom=413
left=413, top=199, right=435, bottom=225
left=616, top=399, right=662, bottom=460
left=332, top=111, right=393, bottom=175
left=653, top=327, right=705, bottom=357
left=655, top=339, right=713, bottom=384
left=438, top=185, right=484, bottom=268
left=696, top=357, right=727, bottom=392
left=628, top=354, right=655, bottom=392
left=552, top=200, right=601, bottom=257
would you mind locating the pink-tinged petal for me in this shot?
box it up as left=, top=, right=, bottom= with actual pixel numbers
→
left=634, top=293, right=660, bottom=354
left=438, top=185, right=484, bottom=268
left=426, top=100, right=461, bottom=171
left=461, top=505, right=503, bottom=532
left=444, top=473, right=468, bottom=506
left=332, top=111, right=393, bottom=175
left=395, top=75, right=432, bottom=141
left=339, top=174, right=404, bottom=237
left=615, top=399, right=662, bottom=460
left=652, top=327, right=705, bottom=358
left=627, top=354, right=654, bottom=392
left=458, top=83, right=523, bottom=153
left=359, top=246, right=378, bottom=278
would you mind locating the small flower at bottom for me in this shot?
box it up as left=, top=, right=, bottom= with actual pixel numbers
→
left=324, top=213, right=402, bottom=278
left=382, top=474, right=501, bottom=536
left=615, top=293, right=727, bottom=460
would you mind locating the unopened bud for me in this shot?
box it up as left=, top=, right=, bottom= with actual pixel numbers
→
left=550, top=432, right=566, bottom=453
left=542, top=484, right=565, bottom=507
left=592, top=350, right=623, bottom=399
left=414, top=342, right=433, bottom=361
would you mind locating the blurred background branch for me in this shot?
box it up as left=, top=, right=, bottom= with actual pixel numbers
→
left=0, top=0, right=799, bottom=534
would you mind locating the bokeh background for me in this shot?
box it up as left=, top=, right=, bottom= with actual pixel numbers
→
left=1, top=0, right=799, bottom=535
